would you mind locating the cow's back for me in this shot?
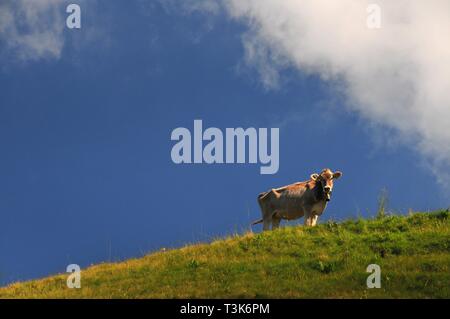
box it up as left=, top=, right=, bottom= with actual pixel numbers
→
left=263, top=181, right=313, bottom=219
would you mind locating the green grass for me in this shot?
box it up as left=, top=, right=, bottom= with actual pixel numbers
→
left=1, top=211, right=449, bottom=298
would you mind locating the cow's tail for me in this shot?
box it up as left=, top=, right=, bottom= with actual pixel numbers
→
left=251, top=218, right=263, bottom=226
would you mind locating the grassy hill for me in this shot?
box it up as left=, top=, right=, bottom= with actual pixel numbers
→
left=1, top=210, right=449, bottom=298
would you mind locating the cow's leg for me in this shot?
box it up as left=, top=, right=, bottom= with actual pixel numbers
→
left=258, top=193, right=274, bottom=231
left=261, top=207, right=273, bottom=231
left=311, top=215, right=319, bottom=226
left=304, top=216, right=311, bottom=226
left=272, top=216, right=281, bottom=230
left=304, top=212, right=313, bottom=226
left=262, top=217, right=272, bottom=231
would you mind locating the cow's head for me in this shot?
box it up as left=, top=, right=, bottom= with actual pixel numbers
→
left=310, top=168, right=342, bottom=201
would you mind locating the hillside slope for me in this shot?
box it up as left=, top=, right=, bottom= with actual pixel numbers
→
left=1, top=211, right=449, bottom=298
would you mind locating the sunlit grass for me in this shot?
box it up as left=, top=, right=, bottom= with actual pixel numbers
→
left=1, top=210, right=449, bottom=298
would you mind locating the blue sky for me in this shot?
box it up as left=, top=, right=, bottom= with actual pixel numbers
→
left=0, top=1, right=448, bottom=286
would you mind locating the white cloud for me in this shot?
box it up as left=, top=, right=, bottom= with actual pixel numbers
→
left=0, top=0, right=101, bottom=63
left=0, top=0, right=66, bottom=61
left=220, top=0, right=450, bottom=187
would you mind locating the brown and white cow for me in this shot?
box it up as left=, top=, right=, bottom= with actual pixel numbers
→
left=253, top=168, right=342, bottom=230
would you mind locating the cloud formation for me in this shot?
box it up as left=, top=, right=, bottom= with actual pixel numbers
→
left=0, top=0, right=66, bottom=61
left=219, top=0, right=450, bottom=186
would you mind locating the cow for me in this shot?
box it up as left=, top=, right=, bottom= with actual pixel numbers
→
left=252, top=168, right=342, bottom=230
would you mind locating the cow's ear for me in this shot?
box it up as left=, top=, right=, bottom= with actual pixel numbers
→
left=310, top=173, right=319, bottom=181
left=333, top=171, right=342, bottom=179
